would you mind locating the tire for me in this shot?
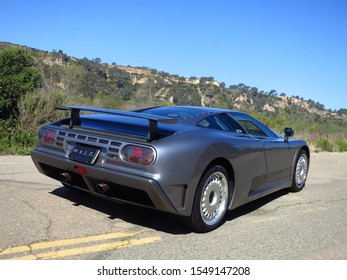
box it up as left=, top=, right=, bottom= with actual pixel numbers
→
left=188, top=165, right=230, bottom=232
left=289, top=150, right=309, bottom=192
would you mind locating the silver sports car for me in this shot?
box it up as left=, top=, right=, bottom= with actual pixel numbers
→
left=31, top=105, right=309, bottom=232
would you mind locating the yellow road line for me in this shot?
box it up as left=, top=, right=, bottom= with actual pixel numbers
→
left=0, top=231, right=143, bottom=256
left=9, top=236, right=161, bottom=260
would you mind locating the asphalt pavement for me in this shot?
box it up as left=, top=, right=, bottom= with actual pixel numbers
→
left=0, top=153, right=346, bottom=260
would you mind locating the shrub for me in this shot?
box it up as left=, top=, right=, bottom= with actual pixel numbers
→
left=335, top=139, right=347, bottom=152
left=315, top=137, right=334, bottom=152
left=0, top=130, right=36, bottom=155
left=17, top=90, right=67, bottom=132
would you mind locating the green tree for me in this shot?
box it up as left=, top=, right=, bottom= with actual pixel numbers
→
left=0, top=48, right=41, bottom=120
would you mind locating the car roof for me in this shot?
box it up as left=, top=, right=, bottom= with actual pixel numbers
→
left=139, top=106, right=279, bottom=138
left=76, top=106, right=278, bottom=139
left=138, top=106, right=237, bottom=121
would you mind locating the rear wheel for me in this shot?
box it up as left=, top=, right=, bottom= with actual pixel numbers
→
left=188, top=165, right=230, bottom=232
left=289, top=150, right=309, bottom=192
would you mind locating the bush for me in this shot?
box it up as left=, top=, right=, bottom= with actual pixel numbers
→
left=17, top=90, right=67, bottom=133
left=0, top=90, right=67, bottom=155
left=0, top=48, right=41, bottom=120
left=309, top=134, right=347, bottom=152
left=0, top=130, right=36, bottom=155
left=315, top=137, right=334, bottom=152
left=335, top=139, right=347, bottom=152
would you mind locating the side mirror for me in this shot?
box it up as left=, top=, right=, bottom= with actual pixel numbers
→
left=283, top=127, right=294, bottom=142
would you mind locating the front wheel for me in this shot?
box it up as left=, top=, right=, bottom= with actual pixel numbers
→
left=188, top=165, right=230, bottom=232
left=289, top=150, right=309, bottom=192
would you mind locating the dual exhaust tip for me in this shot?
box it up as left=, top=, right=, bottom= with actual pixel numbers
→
left=95, top=183, right=110, bottom=193
left=59, top=173, right=110, bottom=193
left=59, top=173, right=71, bottom=182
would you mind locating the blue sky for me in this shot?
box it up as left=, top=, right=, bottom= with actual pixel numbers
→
left=1, top=0, right=346, bottom=110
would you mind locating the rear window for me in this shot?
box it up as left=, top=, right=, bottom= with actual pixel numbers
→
left=140, top=107, right=205, bottom=119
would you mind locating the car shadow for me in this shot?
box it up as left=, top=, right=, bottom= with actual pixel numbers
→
left=224, top=189, right=289, bottom=222
left=50, top=186, right=191, bottom=234
left=50, top=185, right=289, bottom=234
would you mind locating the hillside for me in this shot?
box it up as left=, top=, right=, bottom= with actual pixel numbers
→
left=0, top=41, right=346, bottom=153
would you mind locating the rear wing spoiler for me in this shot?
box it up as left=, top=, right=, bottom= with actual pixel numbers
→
left=55, top=106, right=177, bottom=142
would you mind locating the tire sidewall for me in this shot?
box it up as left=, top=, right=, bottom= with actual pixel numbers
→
left=190, top=165, right=230, bottom=232
left=290, top=150, right=309, bottom=192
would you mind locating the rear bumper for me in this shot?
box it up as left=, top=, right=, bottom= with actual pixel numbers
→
left=30, top=148, right=179, bottom=214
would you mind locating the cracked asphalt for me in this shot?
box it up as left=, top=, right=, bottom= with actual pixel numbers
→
left=0, top=153, right=346, bottom=259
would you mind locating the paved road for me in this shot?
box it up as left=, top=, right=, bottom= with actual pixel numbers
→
left=0, top=153, right=346, bottom=260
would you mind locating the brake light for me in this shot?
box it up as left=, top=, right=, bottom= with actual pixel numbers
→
left=121, top=145, right=155, bottom=165
left=39, top=128, right=57, bottom=144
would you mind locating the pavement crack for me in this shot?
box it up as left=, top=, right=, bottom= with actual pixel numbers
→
left=27, top=244, right=39, bottom=260
left=253, top=200, right=322, bottom=215
left=21, top=199, right=53, bottom=241
left=255, top=198, right=347, bottom=216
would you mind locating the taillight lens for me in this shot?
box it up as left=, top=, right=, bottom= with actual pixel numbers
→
left=121, top=145, right=155, bottom=165
left=38, top=128, right=57, bottom=144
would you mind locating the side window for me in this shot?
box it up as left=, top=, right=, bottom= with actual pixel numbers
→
left=222, top=113, right=247, bottom=134
left=238, top=120, right=268, bottom=137
left=198, top=116, right=229, bottom=131
left=230, top=112, right=279, bottom=138
left=198, top=114, right=246, bottom=133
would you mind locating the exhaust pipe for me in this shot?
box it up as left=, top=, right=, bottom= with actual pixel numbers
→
left=60, top=173, right=72, bottom=182
left=96, top=183, right=110, bottom=193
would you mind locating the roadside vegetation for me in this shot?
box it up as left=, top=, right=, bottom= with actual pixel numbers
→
left=0, top=43, right=346, bottom=154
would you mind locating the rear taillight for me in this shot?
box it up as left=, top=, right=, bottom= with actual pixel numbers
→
left=121, top=145, right=155, bottom=165
left=38, top=128, right=57, bottom=144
